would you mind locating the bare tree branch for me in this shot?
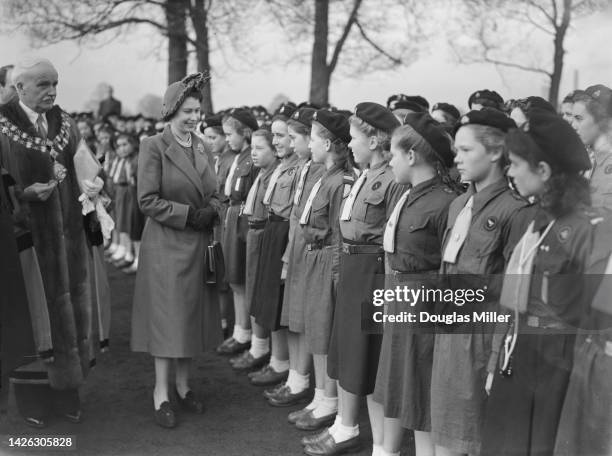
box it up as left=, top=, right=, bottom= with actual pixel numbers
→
left=327, top=0, right=362, bottom=74
left=354, top=19, right=402, bottom=65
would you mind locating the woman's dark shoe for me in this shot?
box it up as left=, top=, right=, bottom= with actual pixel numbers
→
left=176, top=390, right=204, bottom=414
left=154, top=401, right=177, bottom=428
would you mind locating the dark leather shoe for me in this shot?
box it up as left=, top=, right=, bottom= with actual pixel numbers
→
left=231, top=352, right=269, bottom=371
left=295, top=409, right=336, bottom=431
left=24, top=416, right=47, bottom=428
left=63, top=410, right=83, bottom=424
left=249, top=365, right=288, bottom=386
left=263, top=382, right=286, bottom=400
left=288, top=407, right=312, bottom=424
left=301, top=428, right=330, bottom=446
left=304, top=433, right=361, bottom=455
left=154, top=401, right=177, bottom=428
left=266, top=384, right=310, bottom=407
left=247, top=365, right=268, bottom=379
left=176, top=390, right=204, bottom=414
left=217, top=337, right=251, bottom=355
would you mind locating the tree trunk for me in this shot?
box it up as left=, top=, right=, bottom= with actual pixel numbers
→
left=310, top=0, right=330, bottom=106
left=548, top=0, right=572, bottom=108
left=191, top=0, right=213, bottom=113
left=166, top=0, right=188, bottom=84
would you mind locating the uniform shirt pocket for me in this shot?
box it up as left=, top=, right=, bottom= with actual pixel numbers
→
left=363, top=190, right=386, bottom=225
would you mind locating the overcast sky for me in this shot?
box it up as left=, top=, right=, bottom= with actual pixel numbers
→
left=1, top=4, right=611, bottom=114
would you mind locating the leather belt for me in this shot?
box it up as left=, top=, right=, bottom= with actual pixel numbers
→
left=341, top=242, right=384, bottom=255
left=306, top=240, right=326, bottom=251
left=268, top=213, right=289, bottom=222
left=524, top=314, right=569, bottom=330
left=248, top=220, right=267, bottom=229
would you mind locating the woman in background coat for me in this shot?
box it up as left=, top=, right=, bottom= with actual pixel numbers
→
left=131, top=73, right=222, bottom=429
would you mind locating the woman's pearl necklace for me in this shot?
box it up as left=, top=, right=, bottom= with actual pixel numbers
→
left=172, top=129, right=192, bottom=148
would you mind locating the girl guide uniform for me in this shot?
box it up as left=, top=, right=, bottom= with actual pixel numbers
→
left=327, top=103, right=405, bottom=397
left=221, top=108, right=259, bottom=285
left=251, top=105, right=301, bottom=331
left=298, top=110, right=354, bottom=356
left=555, top=216, right=612, bottom=456
left=280, top=108, right=325, bottom=334
left=431, top=109, right=534, bottom=455
left=482, top=110, right=600, bottom=456
left=373, top=112, right=460, bottom=433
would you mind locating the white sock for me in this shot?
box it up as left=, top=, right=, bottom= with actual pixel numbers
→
left=232, top=325, right=252, bottom=344
left=124, top=251, right=134, bottom=262
left=372, top=445, right=383, bottom=456
left=306, top=388, right=325, bottom=410
left=380, top=450, right=399, bottom=456
left=330, top=422, right=359, bottom=443
left=286, top=369, right=309, bottom=394
left=269, top=356, right=289, bottom=373
left=328, top=415, right=342, bottom=435
left=111, top=245, right=126, bottom=259
left=108, top=243, right=118, bottom=253
left=312, top=394, right=337, bottom=418
left=249, top=336, right=270, bottom=358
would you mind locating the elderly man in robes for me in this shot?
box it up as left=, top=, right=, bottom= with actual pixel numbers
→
left=0, top=57, right=96, bottom=427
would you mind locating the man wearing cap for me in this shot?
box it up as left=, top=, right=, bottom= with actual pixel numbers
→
left=0, top=57, right=96, bottom=426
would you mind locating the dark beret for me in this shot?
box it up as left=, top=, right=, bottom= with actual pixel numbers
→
left=468, top=89, right=504, bottom=110
left=274, top=102, right=298, bottom=119
left=289, top=107, right=316, bottom=128
left=585, top=84, right=612, bottom=116
left=388, top=94, right=430, bottom=113
left=431, top=102, right=460, bottom=122
left=455, top=108, right=516, bottom=134
left=518, top=109, right=590, bottom=173
left=312, top=109, right=351, bottom=144
left=403, top=112, right=454, bottom=168
left=228, top=108, right=259, bottom=131
left=201, top=113, right=222, bottom=129
left=354, top=102, right=400, bottom=134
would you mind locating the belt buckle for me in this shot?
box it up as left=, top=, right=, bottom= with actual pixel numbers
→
left=527, top=315, right=539, bottom=328
left=605, top=341, right=612, bottom=357
left=342, top=244, right=350, bottom=254
left=306, top=244, right=313, bottom=251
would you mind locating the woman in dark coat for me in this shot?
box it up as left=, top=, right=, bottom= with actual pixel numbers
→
left=131, top=73, right=222, bottom=428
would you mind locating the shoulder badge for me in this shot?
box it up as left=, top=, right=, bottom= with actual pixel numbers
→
left=484, top=216, right=498, bottom=231
left=372, top=181, right=382, bottom=191
left=605, top=164, right=612, bottom=174
left=557, top=226, right=572, bottom=243
left=197, top=143, right=205, bottom=154
left=288, top=167, right=295, bottom=176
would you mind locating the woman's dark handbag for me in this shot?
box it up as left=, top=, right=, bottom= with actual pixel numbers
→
left=203, top=241, right=226, bottom=285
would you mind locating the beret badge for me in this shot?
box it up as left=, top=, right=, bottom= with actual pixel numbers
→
left=293, top=111, right=299, bottom=119
left=461, top=115, right=469, bottom=124
left=313, top=112, right=318, bottom=121
left=594, top=90, right=601, bottom=98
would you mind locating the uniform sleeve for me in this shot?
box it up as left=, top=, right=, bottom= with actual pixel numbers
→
left=329, top=180, right=346, bottom=283
left=502, top=203, right=536, bottom=264
left=137, top=137, right=189, bottom=230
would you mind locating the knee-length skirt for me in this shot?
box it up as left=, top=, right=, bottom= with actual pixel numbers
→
left=302, top=245, right=336, bottom=354
left=327, top=249, right=384, bottom=396
left=554, top=335, right=612, bottom=456
left=281, top=217, right=307, bottom=330
left=114, top=185, right=133, bottom=234
left=245, top=227, right=265, bottom=313
left=222, top=204, right=248, bottom=284
left=251, top=219, right=290, bottom=331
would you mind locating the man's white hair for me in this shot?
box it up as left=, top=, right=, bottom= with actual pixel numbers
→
left=12, top=57, right=56, bottom=85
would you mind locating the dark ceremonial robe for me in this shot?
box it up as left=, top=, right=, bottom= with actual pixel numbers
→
left=0, top=99, right=94, bottom=390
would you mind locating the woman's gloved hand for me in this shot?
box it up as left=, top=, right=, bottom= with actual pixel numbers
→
left=186, top=206, right=218, bottom=231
